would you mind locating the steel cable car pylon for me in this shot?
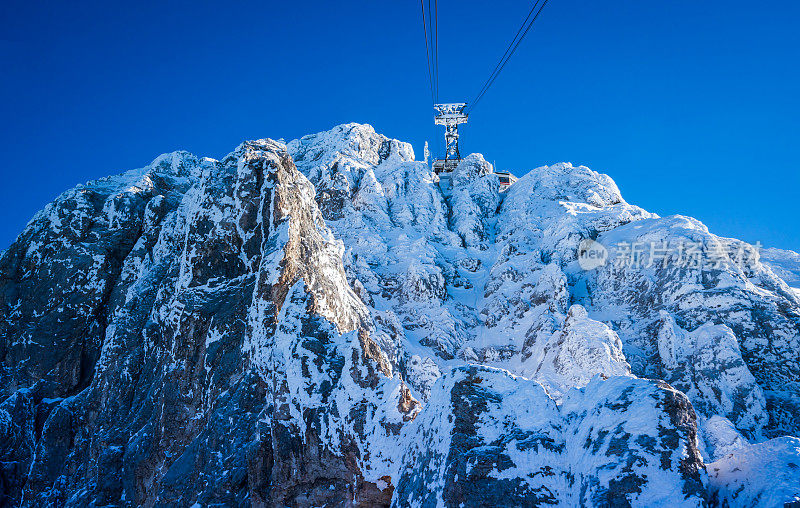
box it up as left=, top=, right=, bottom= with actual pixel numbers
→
left=423, top=0, right=551, bottom=181
left=432, top=103, right=468, bottom=174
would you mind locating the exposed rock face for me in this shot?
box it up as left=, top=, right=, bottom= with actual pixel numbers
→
left=0, top=140, right=408, bottom=506
left=1, top=123, right=798, bottom=506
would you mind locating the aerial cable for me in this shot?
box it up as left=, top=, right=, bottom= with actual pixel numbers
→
left=469, top=0, right=550, bottom=112
left=470, top=0, right=550, bottom=112
left=433, top=0, right=440, bottom=103
left=468, top=0, right=541, bottom=111
left=469, top=0, right=549, bottom=113
left=467, top=0, right=551, bottom=114
left=426, top=0, right=439, bottom=103
left=420, top=0, right=435, bottom=105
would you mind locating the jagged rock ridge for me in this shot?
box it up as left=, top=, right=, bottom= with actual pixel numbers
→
left=1, top=123, right=798, bottom=506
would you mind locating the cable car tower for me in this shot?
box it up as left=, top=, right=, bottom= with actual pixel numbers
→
left=418, top=0, right=552, bottom=186
left=432, top=103, right=468, bottom=174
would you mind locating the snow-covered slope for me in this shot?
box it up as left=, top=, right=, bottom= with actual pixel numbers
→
left=762, top=247, right=800, bottom=290
left=1, top=122, right=798, bottom=506
left=708, top=436, right=800, bottom=507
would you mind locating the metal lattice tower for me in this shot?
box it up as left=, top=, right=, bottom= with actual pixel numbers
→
left=434, top=103, right=468, bottom=161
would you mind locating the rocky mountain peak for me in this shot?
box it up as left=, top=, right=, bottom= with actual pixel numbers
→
left=1, top=123, right=798, bottom=506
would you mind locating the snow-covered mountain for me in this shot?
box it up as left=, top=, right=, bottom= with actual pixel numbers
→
left=1, top=123, right=798, bottom=506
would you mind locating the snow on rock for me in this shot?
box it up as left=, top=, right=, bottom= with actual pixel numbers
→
left=289, top=123, right=468, bottom=372
left=707, top=436, right=800, bottom=507
left=0, top=136, right=410, bottom=506
left=1, top=122, right=799, bottom=506
left=653, top=312, right=767, bottom=440
left=449, top=154, right=500, bottom=249
left=592, top=215, right=800, bottom=439
left=396, top=366, right=706, bottom=507
left=700, top=415, right=750, bottom=461
left=528, top=304, right=632, bottom=400
left=761, top=246, right=800, bottom=288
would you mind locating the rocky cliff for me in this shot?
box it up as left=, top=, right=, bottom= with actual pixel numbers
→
left=1, top=123, right=798, bottom=506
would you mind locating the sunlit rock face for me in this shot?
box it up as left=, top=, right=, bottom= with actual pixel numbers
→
left=1, top=122, right=798, bottom=506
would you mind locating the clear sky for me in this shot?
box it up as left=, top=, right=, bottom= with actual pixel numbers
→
left=1, top=0, right=798, bottom=251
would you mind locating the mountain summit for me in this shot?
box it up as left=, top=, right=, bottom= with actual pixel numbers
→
left=1, top=123, right=798, bottom=506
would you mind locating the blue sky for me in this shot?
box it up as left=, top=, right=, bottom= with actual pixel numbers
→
left=1, top=0, right=798, bottom=251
